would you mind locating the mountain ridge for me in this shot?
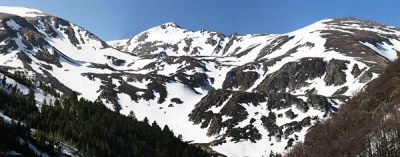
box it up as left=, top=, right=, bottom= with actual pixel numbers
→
left=1, top=6, right=400, bottom=156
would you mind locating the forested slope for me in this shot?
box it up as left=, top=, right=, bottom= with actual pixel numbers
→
left=0, top=70, right=212, bottom=157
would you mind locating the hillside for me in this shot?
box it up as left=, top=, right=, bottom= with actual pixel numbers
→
left=1, top=6, right=400, bottom=156
left=0, top=67, right=211, bottom=156
left=286, top=56, right=400, bottom=157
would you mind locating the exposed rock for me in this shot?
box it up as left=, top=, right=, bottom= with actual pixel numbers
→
left=137, top=32, right=149, bottom=42
left=256, top=58, right=327, bottom=92
left=332, top=86, right=349, bottom=96
left=171, top=98, right=183, bottom=104
left=106, top=55, right=126, bottom=66
left=235, top=44, right=260, bottom=58
left=221, top=33, right=239, bottom=55
left=323, top=59, right=349, bottom=86
left=359, top=71, right=373, bottom=83
left=284, top=109, right=297, bottom=119
left=222, top=63, right=259, bottom=90
left=351, top=63, right=362, bottom=78
left=307, top=94, right=338, bottom=115
left=256, top=35, right=294, bottom=60
left=16, top=51, right=32, bottom=64
left=34, top=50, right=62, bottom=68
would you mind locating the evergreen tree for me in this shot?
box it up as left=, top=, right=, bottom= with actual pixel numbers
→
left=1, top=76, right=5, bottom=86
left=143, top=117, right=149, bottom=124
left=128, top=110, right=136, bottom=120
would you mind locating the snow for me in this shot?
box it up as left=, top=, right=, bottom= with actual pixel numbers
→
left=119, top=82, right=215, bottom=143
left=34, top=88, right=57, bottom=106
left=127, top=78, right=150, bottom=89
left=18, top=137, right=50, bottom=157
left=0, top=73, right=30, bottom=95
left=0, top=6, right=45, bottom=17
left=360, top=41, right=398, bottom=61
left=107, top=22, right=233, bottom=56
left=0, top=150, right=21, bottom=155
left=6, top=19, right=21, bottom=30
left=0, top=109, right=14, bottom=124
left=221, top=115, right=232, bottom=122
left=107, top=39, right=129, bottom=47
left=208, top=95, right=232, bottom=113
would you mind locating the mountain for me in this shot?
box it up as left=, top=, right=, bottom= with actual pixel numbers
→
left=108, top=17, right=400, bottom=156
left=1, top=6, right=400, bottom=156
left=0, top=6, right=213, bottom=157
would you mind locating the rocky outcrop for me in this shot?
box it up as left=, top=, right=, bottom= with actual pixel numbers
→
left=351, top=63, right=362, bottom=78
left=256, top=35, right=294, bottom=60
left=323, top=59, right=349, bottom=86
left=359, top=71, right=373, bottom=83
left=255, top=58, right=327, bottom=92
left=222, top=63, right=259, bottom=90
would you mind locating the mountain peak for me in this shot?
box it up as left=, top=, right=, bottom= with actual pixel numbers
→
left=0, top=6, right=46, bottom=17
left=159, top=22, right=181, bottom=29
left=322, top=17, right=398, bottom=29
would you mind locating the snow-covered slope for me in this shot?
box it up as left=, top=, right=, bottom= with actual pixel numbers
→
left=0, top=6, right=46, bottom=17
left=1, top=6, right=400, bottom=156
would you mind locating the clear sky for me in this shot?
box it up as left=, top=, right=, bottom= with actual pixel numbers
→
left=1, top=0, right=399, bottom=41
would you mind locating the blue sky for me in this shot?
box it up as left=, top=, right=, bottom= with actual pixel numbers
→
left=1, top=0, right=399, bottom=41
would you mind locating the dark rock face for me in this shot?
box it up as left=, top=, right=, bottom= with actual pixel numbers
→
left=189, top=90, right=253, bottom=135
left=105, top=55, right=126, bottom=66
left=131, top=41, right=179, bottom=55
left=0, top=14, right=48, bottom=53
left=189, top=89, right=308, bottom=136
left=323, top=59, right=349, bottom=86
left=140, top=55, right=209, bottom=75
left=83, top=72, right=172, bottom=110
left=306, top=94, right=338, bottom=115
left=222, top=63, right=259, bottom=90
left=137, top=32, right=149, bottom=42
left=351, top=63, right=362, bottom=78
left=30, top=16, right=109, bottom=49
left=34, top=50, right=62, bottom=67
left=189, top=90, right=232, bottom=125
left=222, top=33, right=240, bottom=55
left=235, top=44, right=260, bottom=58
left=257, top=35, right=294, bottom=60
left=266, top=92, right=307, bottom=111
left=16, top=51, right=32, bottom=64
left=226, top=124, right=262, bottom=143
left=255, top=58, right=327, bottom=92
left=188, top=88, right=339, bottom=145
left=173, top=72, right=211, bottom=91
left=359, top=71, right=373, bottom=83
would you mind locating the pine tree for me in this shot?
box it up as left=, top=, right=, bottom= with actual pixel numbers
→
left=1, top=76, right=5, bottom=86
left=143, top=117, right=149, bottom=124
left=128, top=110, right=136, bottom=120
